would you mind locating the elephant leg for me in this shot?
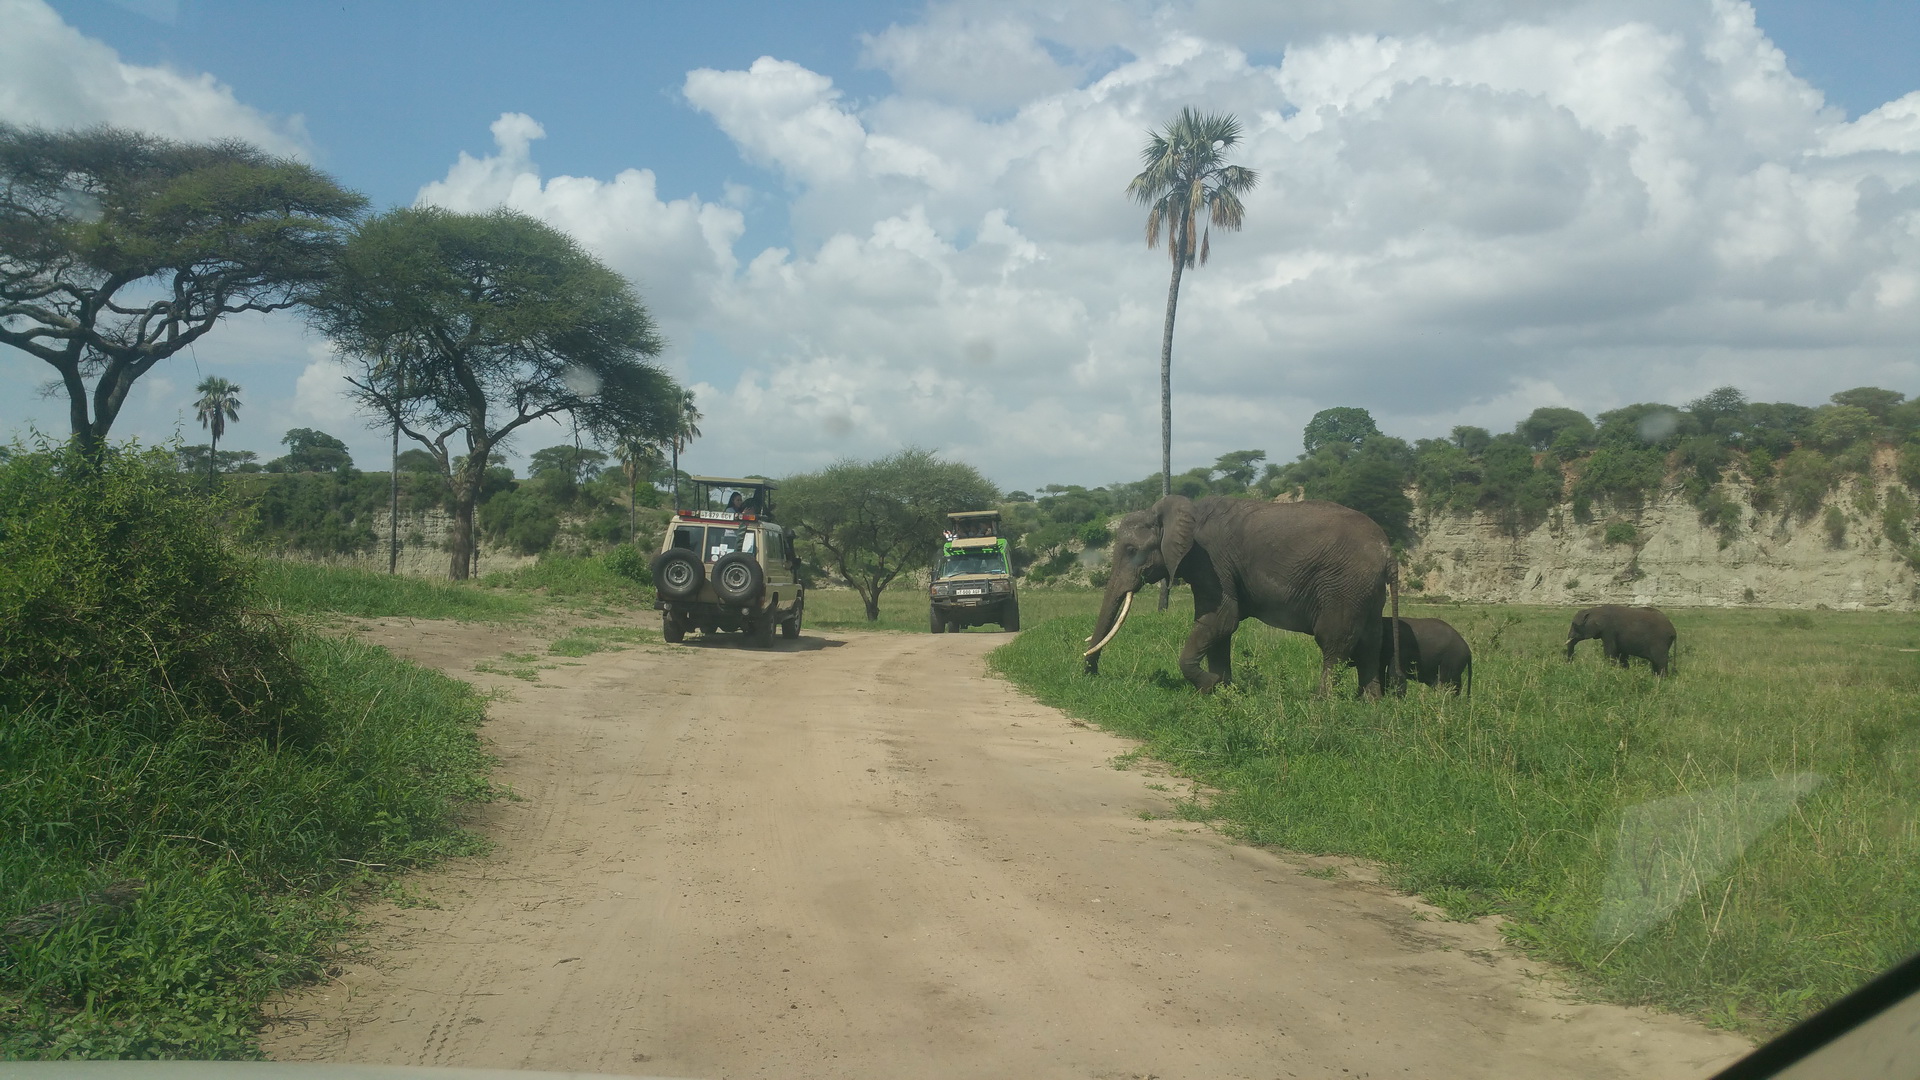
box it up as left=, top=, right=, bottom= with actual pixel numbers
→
left=1179, top=605, right=1238, bottom=694
left=1205, top=636, right=1232, bottom=685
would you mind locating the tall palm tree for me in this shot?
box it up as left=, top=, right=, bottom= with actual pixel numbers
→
left=192, top=376, right=243, bottom=487
left=668, top=388, right=703, bottom=508
left=1127, top=107, right=1257, bottom=607
left=614, top=437, right=656, bottom=544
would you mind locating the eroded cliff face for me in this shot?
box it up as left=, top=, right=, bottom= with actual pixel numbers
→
left=1411, top=476, right=1918, bottom=610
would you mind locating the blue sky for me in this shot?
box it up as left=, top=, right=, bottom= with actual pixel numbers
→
left=4, top=0, right=1919, bottom=490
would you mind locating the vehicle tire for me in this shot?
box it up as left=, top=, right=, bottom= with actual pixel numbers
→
left=929, top=604, right=944, bottom=633
left=662, top=611, right=685, bottom=643
left=751, top=612, right=776, bottom=648
left=1002, top=599, right=1020, bottom=632
left=651, top=548, right=704, bottom=601
left=781, top=613, right=800, bottom=639
left=711, top=551, right=765, bottom=604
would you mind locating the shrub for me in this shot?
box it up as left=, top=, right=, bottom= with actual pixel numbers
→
left=1698, top=490, right=1743, bottom=547
left=1883, top=488, right=1914, bottom=548
left=603, top=543, right=652, bottom=585
left=1078, top=520, right=1113, bottom=548
left=1823, top=505, right=1847, bottom=547
left=1603, top=520, right=1640, bottom=546
left=0, top=444, right=307, bottom=742
left=1776, top=449, right=1833, bottom=520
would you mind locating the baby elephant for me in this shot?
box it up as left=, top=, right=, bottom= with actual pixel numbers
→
left=1565, top=605, right=1676, bottom=676
left=1381, top=617, right=1473, bottom=696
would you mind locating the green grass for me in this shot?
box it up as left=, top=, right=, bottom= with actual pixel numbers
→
left=548, top=624, right=655, bottom=657
left=804, top=584, right=1103, bottom=633
left=479, top=553, right=652, bottom=606
left=1, top=634, right=497, bottom=1058
left=254, top=560, right=531, bottom=621
left=989, top=601, right=1920, bottom=1036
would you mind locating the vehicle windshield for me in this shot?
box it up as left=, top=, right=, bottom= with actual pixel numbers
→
left=939, top=551, right=1007, bottom=578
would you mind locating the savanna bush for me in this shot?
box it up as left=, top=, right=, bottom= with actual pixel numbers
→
left=603, top=542, right=652, bottom=585
left=0, top=444, right=307, bottom=742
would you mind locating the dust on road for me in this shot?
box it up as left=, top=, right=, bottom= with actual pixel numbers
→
left=265, top=620, right=1750, bottom=1079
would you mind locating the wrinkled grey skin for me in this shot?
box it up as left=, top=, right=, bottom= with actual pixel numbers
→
left=1565, top=605, right=1676, bottom=676
left=1381, top=617, right=1473, bottom=696
left=1084, top=496, right=1397, bottom=697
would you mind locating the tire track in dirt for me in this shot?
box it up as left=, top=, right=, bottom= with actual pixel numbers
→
left=265, top=620, right=1751, bottom=1079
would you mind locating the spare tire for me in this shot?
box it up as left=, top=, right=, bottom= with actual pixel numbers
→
left=710, top=551, right=765, bottom=604
left=651, top=548, right=704, bottom=601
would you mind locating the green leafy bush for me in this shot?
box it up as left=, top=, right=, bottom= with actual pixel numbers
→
left=1603, top=520, right=1641, bottom=546
left=1823, top=505, right=1848, bottom=547
left=603, top=543, right=652, bottom=585
left=1777, top=450, right=1833, bottom=520
left=0, top=445, right=306, bottom=741
left=0, top=444, right=496, bottom=1058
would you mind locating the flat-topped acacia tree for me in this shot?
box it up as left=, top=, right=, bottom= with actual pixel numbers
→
left=309, top=206, right=682, bottom=579
left=0, top=123, right=366, bottom=455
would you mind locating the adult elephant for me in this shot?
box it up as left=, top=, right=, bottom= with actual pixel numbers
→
left=1381, top=617, right=1473, bottom=696
left=1565, top=605, right=1676, bottom=676
left=1082, top=496, right=1399, bottom=697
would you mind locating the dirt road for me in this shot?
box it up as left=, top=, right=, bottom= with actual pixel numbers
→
left=265, top=621, right=1750, bottom=1079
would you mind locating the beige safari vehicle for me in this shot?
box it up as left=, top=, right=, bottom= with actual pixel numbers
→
left=929, top=510, right=1019, bottom=633
left=651, top=476, right=804, bottom=646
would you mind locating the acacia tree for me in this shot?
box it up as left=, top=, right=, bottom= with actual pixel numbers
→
left=782, top=448, right=999, bottom=621
left=309, top=206, right=681, bottom=579
left=0, top=124, right=365, bottom=455
left=1127, top=108, right=1256, bottom=608
left=192, top=376, right=242, bottom=485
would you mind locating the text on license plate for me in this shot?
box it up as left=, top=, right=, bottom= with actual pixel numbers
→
left=957, top=588, right=984, bottom=595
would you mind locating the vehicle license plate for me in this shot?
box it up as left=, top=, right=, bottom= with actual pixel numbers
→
left=957, top=588, right=984, bottom=596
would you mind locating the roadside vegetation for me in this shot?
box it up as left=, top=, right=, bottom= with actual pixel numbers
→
left=990, top=601, right=1920, bottom=1036
left=0, top=446, right=498, bottom=1058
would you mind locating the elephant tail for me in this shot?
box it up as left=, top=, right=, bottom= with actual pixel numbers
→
left=1465, top=655, right=1473, bottom=700
left=1389, top=560, right=1403, bottom=696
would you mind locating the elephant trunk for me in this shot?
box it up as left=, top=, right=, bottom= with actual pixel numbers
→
left=1084, top=591, right=1133, bottom=659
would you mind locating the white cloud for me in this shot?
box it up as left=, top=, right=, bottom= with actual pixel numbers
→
left=291, top=345, right=362, bottom=431
left=657, top=0, right=1920, bottom=490
left=0, top=0, right=307, bottom=155
left=414, top=112, right=744, bottom=328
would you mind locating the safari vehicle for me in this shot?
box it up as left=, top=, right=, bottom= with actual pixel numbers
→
left=651, top=476, right=804, bottom=646
left=929, top=509, right=1019, bottom=633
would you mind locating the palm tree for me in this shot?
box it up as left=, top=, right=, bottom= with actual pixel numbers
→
left=614, top=437, right=656, bottom=544
left=668, top=388, right=703, bottom=508
left=1127, top=107, right=1257, bottom=607
left=192, top=376, right=243, bottom=487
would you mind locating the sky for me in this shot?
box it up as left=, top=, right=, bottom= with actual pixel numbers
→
left=2, top=0, right=1917, bottom=493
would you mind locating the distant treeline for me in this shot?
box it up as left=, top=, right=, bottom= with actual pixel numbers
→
left=1005, top=385, right=1920, bottom=578
left=191, top=429, right=681, bottom=559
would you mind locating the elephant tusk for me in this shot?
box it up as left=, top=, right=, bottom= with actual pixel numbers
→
left=1082, top=591, right=1134, bottom=658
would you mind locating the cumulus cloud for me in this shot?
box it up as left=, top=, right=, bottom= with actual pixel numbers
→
left=649, top=0, right=1920, bottom=488
left=0, top=0, right=307, bottom=155
left=414, top=112, right=744, bottom=327
left=228, top=0, right=1911, bottom=491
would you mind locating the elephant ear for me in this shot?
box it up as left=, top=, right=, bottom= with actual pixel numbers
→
left=1153, top=495, right=1197, bottom=579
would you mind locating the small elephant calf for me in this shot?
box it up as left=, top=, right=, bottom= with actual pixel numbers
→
left=1565, top=605, right=1676, bottom=676
left=1380, top=617, right=1473, bottom=696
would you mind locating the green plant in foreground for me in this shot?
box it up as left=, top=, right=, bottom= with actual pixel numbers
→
left=0, top=445, right=498, bottom=1058
left=989, top=603, right=1920, bottom=1037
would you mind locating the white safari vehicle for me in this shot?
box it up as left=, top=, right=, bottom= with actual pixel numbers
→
left=650, top=476, right=804, bottom=646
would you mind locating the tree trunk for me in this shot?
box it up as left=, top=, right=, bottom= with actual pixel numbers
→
left=207, top=429, right=219, bottom=491
left=1157, top=236, right=1186, bottom=612
left=449, top=455, right=485, bottom=581
left=863, top=588, right=881, bottom=622
left=385, top=420, right=397, bottom=572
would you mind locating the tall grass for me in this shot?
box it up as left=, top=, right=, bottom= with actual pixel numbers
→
left=990, top=601, right=1920, bottom=1035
